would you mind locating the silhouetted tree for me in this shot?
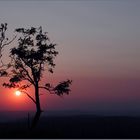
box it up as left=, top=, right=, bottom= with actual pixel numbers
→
left=2, top=26, right=72, bottom=128
left=0, top=23, right=16, bottom=75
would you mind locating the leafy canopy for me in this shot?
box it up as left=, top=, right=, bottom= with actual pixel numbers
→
left=3, top=26, right=72, bottom=96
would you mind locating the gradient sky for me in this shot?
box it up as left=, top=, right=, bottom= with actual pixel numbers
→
left=0, top=0, right=140, bottom=115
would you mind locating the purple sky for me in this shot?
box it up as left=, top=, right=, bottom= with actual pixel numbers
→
left=0, top=1, right=140, bottom=115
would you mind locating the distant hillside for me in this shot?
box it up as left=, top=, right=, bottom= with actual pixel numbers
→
left=0, top=115, right=140, bottom=138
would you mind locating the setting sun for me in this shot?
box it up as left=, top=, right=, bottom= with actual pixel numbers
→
left=15, top=91, right=21, bottom=96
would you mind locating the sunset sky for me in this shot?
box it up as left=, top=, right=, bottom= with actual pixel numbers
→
left=0, top=1, right=140, bottom=115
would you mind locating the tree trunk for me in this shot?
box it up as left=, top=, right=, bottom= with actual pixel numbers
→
left=31, top=111, right=42, bottom=129
left=35, top=82, right=41, bottom=112
left=31, top=82, right=42, bottom=129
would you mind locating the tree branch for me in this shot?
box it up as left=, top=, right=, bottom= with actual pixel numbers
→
left=21, top=91, right=36, bottom=104
left=38, top=61, right=43, bottom=82
left=39, top=86, right=54, bottom=94
left=39, top=93, right=44, bottom=96
left=1, top=35, right=17, bottom=48
left=19, top=62, right=35, bottom=85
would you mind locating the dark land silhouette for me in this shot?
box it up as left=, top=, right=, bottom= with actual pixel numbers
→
left=0, top=113, right=140, bottom=138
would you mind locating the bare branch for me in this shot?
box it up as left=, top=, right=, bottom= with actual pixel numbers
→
left=39, top=93, right=44, bottom=96
left=38, top=86, right=55, bottom=94
left=21, top=90, right=36, bottom=104
left=1, top=35, right=17, bottom=48
left=39, top=86, right=50, bottom=90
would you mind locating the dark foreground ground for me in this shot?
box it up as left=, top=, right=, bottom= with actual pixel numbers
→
left=1, top=115, right=140, bottom=138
